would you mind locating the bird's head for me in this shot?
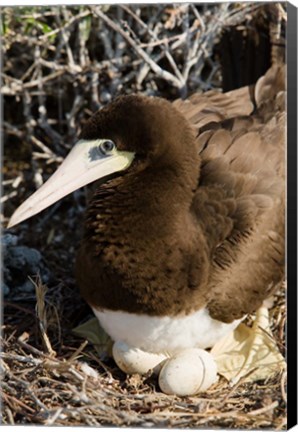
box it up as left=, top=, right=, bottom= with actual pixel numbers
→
left=8, top=94, right=198, bottom=228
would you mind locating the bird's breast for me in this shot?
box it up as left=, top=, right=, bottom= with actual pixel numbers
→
left=92, top=306, right=242, bottom=354
left=76, top=229, right=210, bottom=316
left=76, top=178, right=210, bottom=315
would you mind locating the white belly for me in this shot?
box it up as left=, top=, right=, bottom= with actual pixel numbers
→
left=92, top=307, right=242, bottom=355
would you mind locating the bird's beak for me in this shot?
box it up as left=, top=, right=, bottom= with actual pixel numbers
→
left=7, top=139, right=135, bottom=228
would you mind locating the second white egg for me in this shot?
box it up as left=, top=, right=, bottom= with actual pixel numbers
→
left=158, top=348, right=218, bottom=396
left=113, top=341, right=168, bottom=375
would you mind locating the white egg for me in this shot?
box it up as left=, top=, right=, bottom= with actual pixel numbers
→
left=112, top=341, right=168, bottom=375
left=158, top=348, right=218, bottom=396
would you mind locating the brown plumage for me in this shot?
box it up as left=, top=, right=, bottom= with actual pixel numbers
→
left=75, top=64, right=285, bottom=324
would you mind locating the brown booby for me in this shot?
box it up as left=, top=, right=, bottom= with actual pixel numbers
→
left=8, top=64, right=285, bottom=394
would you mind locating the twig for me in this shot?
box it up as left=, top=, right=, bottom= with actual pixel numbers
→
left=31, top=136, right=61, bottom=159
left=0, top=191, right=17, bottom=203
left=247, top=400, right=279, bottom=417
left=44, top=407, right=64, bottom=425
left=92, top=7, right=183, bottom=91
left=30, top=276, right=56, bottom=357
left=3, top=122, right=23, bottom=138
left=66, top=93, right=84, bottom=137
left=280, top=370, right=287, bottom=403
left=219, top=367, right=259, bottom=405
left=38, top=9, right=91, bottom=40
left=121, top=5, right=185, bottom=85
left=2, top=391, right=36, bottom=414
left=67, top=340, right=89, bottom=363
left=4, top=407, right=15, bottom=425
left=1, top=352, right=42, bottom=366
left=17, top=332, right=54, bottom=359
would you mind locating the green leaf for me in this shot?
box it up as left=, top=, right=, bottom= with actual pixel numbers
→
left=39, top=22, right=53, bottom=34
left=22, top=17, right=54, bottom=39
left=79, top=14, right=91, bottom=43
left=73, top=317, right=112, bottom=357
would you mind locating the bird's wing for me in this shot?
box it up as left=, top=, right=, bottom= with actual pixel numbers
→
left=174, top=85, right=255, bottom=140
left=186, top=65, right=285, bottom=322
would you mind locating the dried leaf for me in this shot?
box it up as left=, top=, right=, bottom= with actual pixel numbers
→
left=211, top=307, right=286, bottom=385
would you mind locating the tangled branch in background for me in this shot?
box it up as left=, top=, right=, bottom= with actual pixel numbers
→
left=1, top=3, right=285, bottom=219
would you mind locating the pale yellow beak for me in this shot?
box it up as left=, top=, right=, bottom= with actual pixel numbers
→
left=7, top=139, right=135, bottom=228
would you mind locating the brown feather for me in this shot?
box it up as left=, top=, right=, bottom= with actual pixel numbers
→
left=75, top=65, right=285, bottom=322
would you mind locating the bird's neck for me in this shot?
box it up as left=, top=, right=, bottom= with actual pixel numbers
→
left=84, top=165, right=199, bottom=245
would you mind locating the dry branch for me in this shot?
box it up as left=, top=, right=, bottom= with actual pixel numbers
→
left=92, top=7, right=185, bottom=91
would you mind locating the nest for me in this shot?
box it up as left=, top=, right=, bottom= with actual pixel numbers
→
left=1, top=281, right=287, bottom=428
left=1, top=3, right=286, bottom=428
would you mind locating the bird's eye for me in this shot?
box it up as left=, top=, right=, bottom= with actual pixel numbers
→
left=99, top=140, right=115, bottom=154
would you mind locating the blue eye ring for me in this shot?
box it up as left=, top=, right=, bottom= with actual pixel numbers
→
left=99, top=140, right=115, bottom=154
